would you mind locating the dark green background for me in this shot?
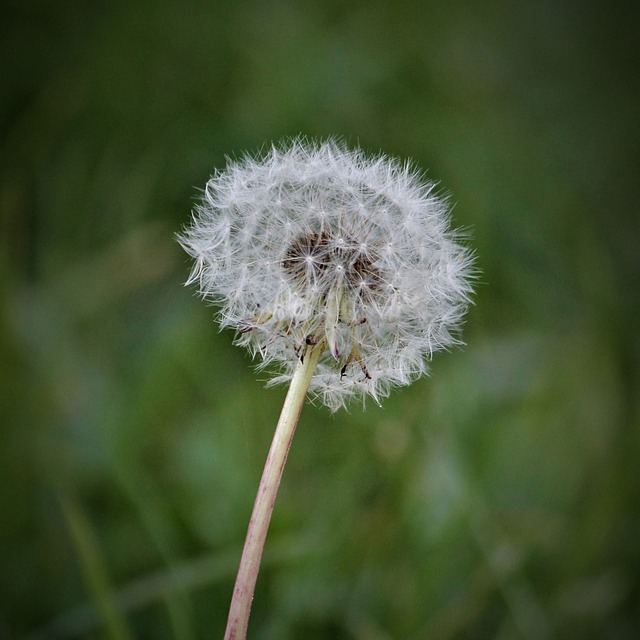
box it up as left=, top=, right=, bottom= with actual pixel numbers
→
left=2, top=0, right=638, bottom=638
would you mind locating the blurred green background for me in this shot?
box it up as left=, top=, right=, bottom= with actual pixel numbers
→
left=2, top=0, right=639, bottom=638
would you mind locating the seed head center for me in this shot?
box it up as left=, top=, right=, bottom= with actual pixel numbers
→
left=282, top=230, right=381, bottom=298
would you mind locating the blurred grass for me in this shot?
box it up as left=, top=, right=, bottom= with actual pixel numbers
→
left=1, top=0, right=639, bottom=638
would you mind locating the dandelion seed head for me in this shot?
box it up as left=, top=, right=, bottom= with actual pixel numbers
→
left=179, top=138, right=475, bottom=411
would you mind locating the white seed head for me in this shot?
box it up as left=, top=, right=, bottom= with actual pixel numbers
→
left=179, top=138, right=475, bottom=411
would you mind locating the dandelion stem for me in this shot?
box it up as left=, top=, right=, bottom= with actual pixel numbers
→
left=224, top=342, right=324, bottom=640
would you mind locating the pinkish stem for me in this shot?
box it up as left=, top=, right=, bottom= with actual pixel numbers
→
left=224, top=343, right=324, bottom=640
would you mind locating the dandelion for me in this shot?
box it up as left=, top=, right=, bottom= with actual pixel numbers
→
left=178, top=138, right=474, bottom=639
left=181, top=138, right=474, bottom=410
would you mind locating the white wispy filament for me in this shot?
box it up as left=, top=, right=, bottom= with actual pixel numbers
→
left=179, top=138, right=474, bottom=410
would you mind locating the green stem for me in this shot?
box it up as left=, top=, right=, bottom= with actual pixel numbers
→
left=224, top=343, right=324, bottom=640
